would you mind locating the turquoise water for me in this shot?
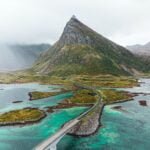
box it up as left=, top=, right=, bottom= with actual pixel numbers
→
left=0, top=83, right=61, bottom=108
left=58, top=78, right=150, bottom=150
left=1, top=80, right=150, bottom=150
left=0, top=83, right=88, bottom=150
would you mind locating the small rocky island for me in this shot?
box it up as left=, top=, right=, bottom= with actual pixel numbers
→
left=0, top=108, right=46, bottom=126
left=139, top=100, right=147, bottom=106
left=28, top=89, right=68, bottom=100
left=12, top=100, right=23, bottom=103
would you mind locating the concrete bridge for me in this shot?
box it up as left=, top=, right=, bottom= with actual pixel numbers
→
left=34, top=119, right=79, bottom=150
left=34, top=102, right=98, bottom=150
left=34, top=84, right=102, bottom=150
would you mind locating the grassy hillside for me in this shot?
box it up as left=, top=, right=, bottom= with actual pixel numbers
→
left=32, top=17, right=148, bottom=76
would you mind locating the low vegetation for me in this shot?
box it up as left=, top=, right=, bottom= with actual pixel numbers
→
left=100, top=89, right=134, bottom=104
left=0, top=108, right=46, bottom=125
left=29, top=90, right=67, bottom=100
left=46, top=89, right=98, bottom=111
left=64, top=89, right=98, bottom=105
left=72, top=75, right=138, bottom=88
left=0, top=72, right=138, bottom=89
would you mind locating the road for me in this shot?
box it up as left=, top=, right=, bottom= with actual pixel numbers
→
left=34, top=84, right=102, bottom=150
left=34, top=119, right=80, bottom=150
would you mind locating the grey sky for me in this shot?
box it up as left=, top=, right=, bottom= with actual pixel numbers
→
left=0, top=0, right=150, bottom=46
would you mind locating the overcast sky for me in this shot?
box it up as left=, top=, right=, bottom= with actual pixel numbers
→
left=0, top=0, right=150, bottom=46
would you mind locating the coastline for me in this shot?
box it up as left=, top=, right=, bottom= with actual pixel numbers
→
left=68, top=103, right=105, bottom=137
left=0, top=79, right=140, bottom=135
left=67, top=84, right=136, bottom=137
left=66, top=83, right=104, bottom=136
left=68, top=97, right=135, bottom=137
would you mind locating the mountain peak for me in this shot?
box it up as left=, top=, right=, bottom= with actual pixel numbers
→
left=58, top=16, right=94, bottom=46
left=34, top=16, right=146, bottom=76
left=71, top=15, right=77, bottom=20
left=66, top=15, right=81, bottom=26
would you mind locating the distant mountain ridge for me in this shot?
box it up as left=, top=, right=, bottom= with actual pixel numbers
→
left=33, top=16, right=148, bottom=76
left=127, top=42, right=150, bottom=56
left=0, top=44, right=50, bottom=71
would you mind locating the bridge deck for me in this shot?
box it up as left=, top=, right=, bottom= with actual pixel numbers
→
left=34, top=119, right=79, bottom=150
left=34, top=84, right=102, bottom=150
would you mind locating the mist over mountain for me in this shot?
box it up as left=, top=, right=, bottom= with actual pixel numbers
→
left=0, top=44, right=50, bottom=72
left=34, top=16, right=147, bottom=76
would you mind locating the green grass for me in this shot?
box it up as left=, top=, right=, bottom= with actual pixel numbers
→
left=0, top=108, right=45, bottom=123
left=0, top=71, right=138, bottom=89
left=29, top=91, right=65, bottom=100
left=64, top=89, right=97, bottom=104
left=72, top=75, right=138, bottom=88
left=100, top=89, right=133, bottom=104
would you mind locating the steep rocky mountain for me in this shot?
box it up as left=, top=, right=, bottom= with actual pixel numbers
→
left=0, top=44, right=50, bottom=71
left=34, top=16, right=147, bottom=76
left=127, top=42, right=150, bottom=56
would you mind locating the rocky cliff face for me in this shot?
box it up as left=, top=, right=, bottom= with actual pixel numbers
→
left=58, top=16, right=95, bottom=46
left=33, top=16, right=147, bottom=76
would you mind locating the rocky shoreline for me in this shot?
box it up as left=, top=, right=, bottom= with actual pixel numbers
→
left=68, top=97, right=135, bottom=136
left=66, top=86, right=136, bottom=136
left=58, top=82, right=103, bottom=136
left=69, top=102, right=104, bottom=136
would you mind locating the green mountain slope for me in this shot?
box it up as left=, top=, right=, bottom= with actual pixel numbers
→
left=33, top=16, right=146, bottom=76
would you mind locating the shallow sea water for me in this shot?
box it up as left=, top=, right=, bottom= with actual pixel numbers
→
left=58, top=79, right=150, bottom=150
left=0, top=83, right=87, bottom=150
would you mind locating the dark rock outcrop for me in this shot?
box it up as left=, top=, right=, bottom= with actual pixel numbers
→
left=12, top=101, right=23, bottom=103
left=69, top=102, right=104, bottom=136
left=139, top=100, right=147, bottom=106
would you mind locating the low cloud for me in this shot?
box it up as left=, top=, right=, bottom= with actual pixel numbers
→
left=0, top=0, right=150, bottom=46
